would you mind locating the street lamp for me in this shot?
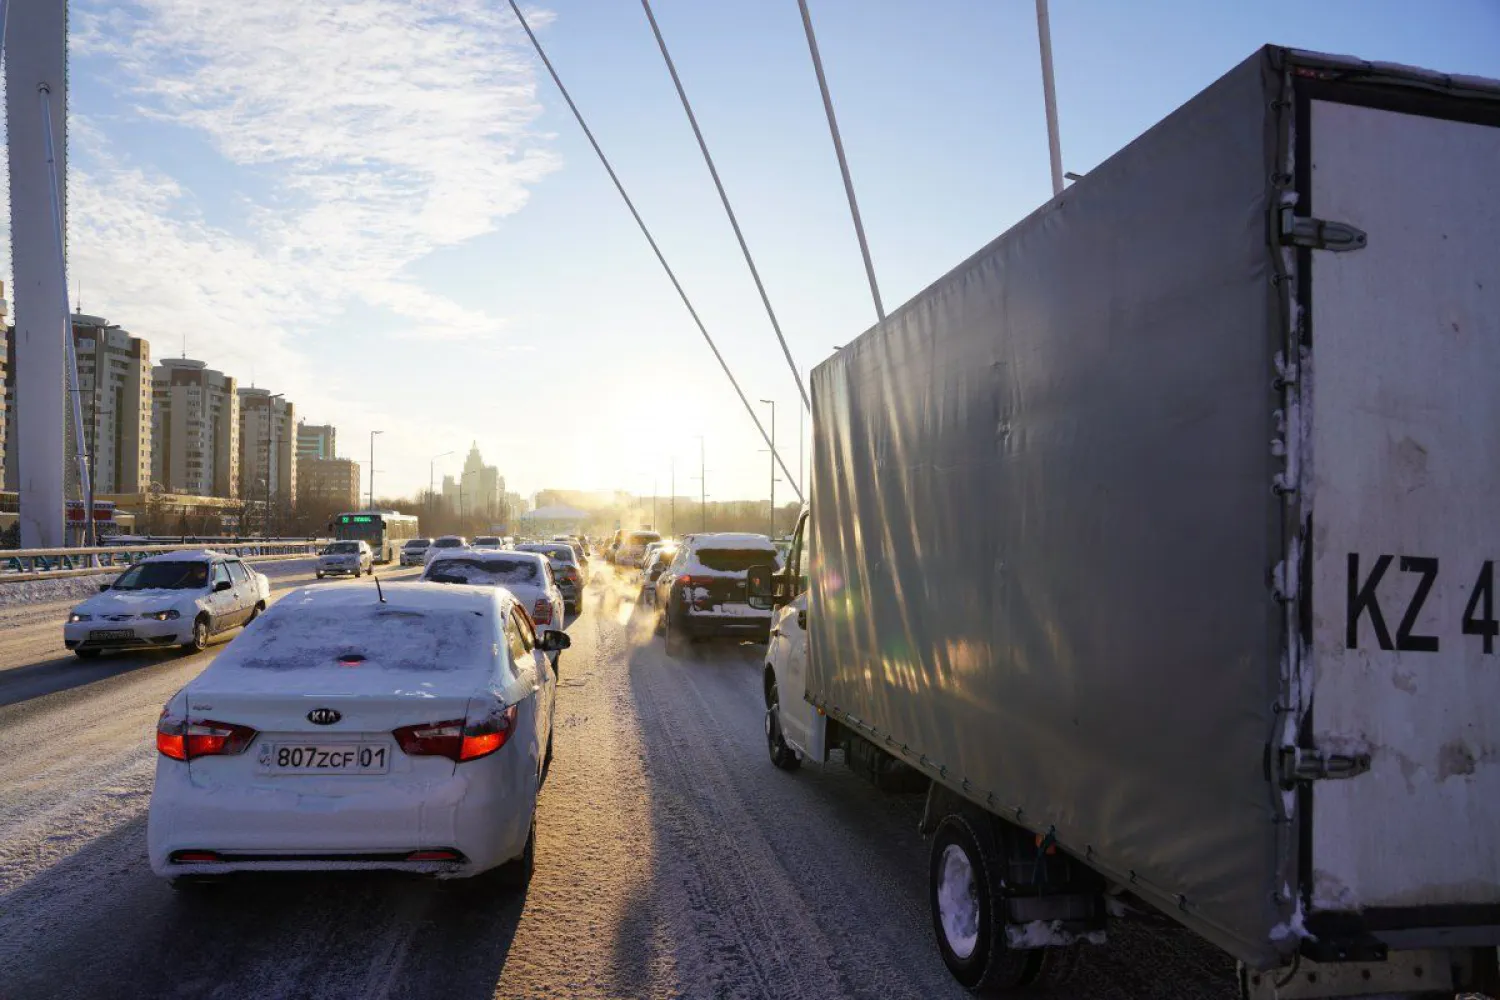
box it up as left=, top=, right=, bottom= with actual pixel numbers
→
left=694, top=435, right=707, bottom=533
left=368, top=430, right=383, bottom=509
left=760, top=399, right=776, bottom=538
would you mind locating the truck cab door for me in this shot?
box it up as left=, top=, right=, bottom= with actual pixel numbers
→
left=772, top=512, right=820, bottom=756
left=773, top=591, right=816, bottom=753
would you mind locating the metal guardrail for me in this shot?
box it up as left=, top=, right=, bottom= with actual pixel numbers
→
left=0, top=540, right=326, bottom=580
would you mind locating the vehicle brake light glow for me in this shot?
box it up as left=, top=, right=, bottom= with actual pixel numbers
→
left=393, top=704, right=518, bottom=763
left=532, top=598, right=552, bottom=625
left=406, top=849, right=463, bottom=862
left=156, top=709, right=257, bottom=760
left=171, top=850, right=223, bottom=864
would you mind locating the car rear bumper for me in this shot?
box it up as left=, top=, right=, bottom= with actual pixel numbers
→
left=680, top=610, right=773, bottom=640
left=318, top=561, right=363, bottom=575
left=147, top=751, right=535, bottom=878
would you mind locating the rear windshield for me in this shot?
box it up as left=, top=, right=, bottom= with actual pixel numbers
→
left=325, top=542, right=359, bottom=554
left=433, top=537, right=465, bottom=548
left=518, top=544, right=574, bottom=562
left=627, top=532, right=661, bottom=546
left=424, top=558, right=538, bottom=586
left=403, top=539, right=429, bottom=549
left=475, top=537, right=501, bottom=546
left=229, top=607, right=487, bottom=672
left=693, top=548, right=769, bottom=573
left=112, top=561, right=210, bottom=590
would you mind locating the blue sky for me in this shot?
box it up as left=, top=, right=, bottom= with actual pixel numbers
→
left=36, top=0, right=1500, bottom=503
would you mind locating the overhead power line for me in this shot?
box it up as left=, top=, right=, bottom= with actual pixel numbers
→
left=505, top=0, right=803, bottom=503
left=638, top=0, right=809, bottom=413
left=797, top=0, right=884, bottom=323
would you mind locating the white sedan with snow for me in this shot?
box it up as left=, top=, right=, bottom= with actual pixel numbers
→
left=421, top=550, right=567, bottom=639
left=64, top=550, right=270, bottom=658
left=148, top=581, right=568, bottom=886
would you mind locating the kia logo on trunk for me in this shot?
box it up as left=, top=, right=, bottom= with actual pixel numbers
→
left=307, top=708, right=342, bottom=726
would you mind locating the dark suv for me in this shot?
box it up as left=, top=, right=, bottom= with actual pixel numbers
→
left=654, top=533, right=778, bottom=654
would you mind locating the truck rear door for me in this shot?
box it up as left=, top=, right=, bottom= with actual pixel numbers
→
left=1304, top=93, right=1500, bottom=926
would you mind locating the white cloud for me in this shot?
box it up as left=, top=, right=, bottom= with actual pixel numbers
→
left=31, top=0, right=563, bottom=493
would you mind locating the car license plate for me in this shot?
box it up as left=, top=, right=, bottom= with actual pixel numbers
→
left=258, top=743, right=390, bottom=774
left=89, top=629, right=134, bottom=641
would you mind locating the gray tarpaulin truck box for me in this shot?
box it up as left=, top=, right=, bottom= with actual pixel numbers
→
left=807, top=45, right=1500, bottom=969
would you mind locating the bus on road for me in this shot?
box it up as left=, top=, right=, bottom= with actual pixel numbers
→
left=331, top=511, right=420, bottom=564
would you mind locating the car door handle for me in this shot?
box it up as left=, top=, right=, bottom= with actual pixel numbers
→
left=770, top=628, right=782, bottom=638
left=796, top=610, right=807, bottom=631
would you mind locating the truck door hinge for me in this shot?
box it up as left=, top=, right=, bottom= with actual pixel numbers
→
left=1279, top=206, right=1367, bottom=251
left=1278, top=746, right=1372, bottom=788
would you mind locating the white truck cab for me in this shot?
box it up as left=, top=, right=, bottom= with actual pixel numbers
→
left=757, top=508, right=826, bottom=770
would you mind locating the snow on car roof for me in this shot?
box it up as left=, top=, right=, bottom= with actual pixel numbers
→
left=429, top=549, right=545, bottom=566
left=687, top=533, right=776, bottom=550
left=140, top=548, right=224, bottom=563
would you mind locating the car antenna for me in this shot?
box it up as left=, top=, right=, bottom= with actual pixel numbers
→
left=374, top=574, right=386, bottom=604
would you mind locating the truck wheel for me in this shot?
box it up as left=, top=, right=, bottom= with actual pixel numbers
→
left=930, top=814, right=1040, bottom=992
left=765, top=675, right=802, bottom=771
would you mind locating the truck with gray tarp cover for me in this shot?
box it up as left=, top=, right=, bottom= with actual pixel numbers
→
left=750, top=45, right=1500, bottom=998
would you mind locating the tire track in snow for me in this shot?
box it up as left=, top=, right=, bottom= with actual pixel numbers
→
left=625, top=632, right=844, bottom=1000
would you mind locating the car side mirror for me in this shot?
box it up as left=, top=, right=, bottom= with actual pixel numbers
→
left=214, top=580, right=232, bottom=592
left=536, top=631, right=571, bottom=653
left=98, top=584, right=111, bottom=592
left=746, top=564, right=787, bottom=611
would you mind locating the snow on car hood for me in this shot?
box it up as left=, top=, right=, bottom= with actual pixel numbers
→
left=74, top=588, right=201, bottom=613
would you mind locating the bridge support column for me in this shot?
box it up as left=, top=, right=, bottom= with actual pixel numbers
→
left=6, top=0, right=69, bottom=547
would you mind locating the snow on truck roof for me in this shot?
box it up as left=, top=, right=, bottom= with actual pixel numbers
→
left=688, top=533, right=776, bottom=550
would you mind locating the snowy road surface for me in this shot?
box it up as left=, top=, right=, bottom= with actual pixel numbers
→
left=0, top=565, right=1240, bottom=999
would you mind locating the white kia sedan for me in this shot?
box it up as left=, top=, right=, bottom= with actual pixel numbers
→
left=422, top=550, right=567, bottom=639
left=64, top=550, right=271, bottom=658
left=148, top=581, right=568, bottom=887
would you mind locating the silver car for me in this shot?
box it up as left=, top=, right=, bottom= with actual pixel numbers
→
left=316, top=540, right=373, bottom=578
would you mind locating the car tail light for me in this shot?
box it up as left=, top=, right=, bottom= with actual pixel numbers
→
left=406, top=849, right=464, bottom=862
left=393, top=704, right=518, bottom=763
left=532, top=598, right=552, bottom=625
left=170, top=850, right=223, bottom=864
left=157, top=710, right=257, bottom=760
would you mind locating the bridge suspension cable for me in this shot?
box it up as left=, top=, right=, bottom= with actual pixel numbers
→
left=505, top=0, right=804, bottom=503
left=638, top=0, right=808, bottom=413
left=797, top=0, right=884, bottom=323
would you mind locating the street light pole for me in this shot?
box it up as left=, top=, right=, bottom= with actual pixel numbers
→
left=760, top=399, right=776, bottom=538
left=368, top=430, right=383, bottom=509
left=670, top=458, right=676, bottom=537
left=697, top=435, right=706, bottom=533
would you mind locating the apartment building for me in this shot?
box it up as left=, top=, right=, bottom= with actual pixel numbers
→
left=239, top=388, right=297, bottom=508
left=151, top=358, right=240, bottom=497
left=72, top=313, right=153, bottom=495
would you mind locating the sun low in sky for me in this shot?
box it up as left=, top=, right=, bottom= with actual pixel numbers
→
left=15, top=0, right=1498, bottom=502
